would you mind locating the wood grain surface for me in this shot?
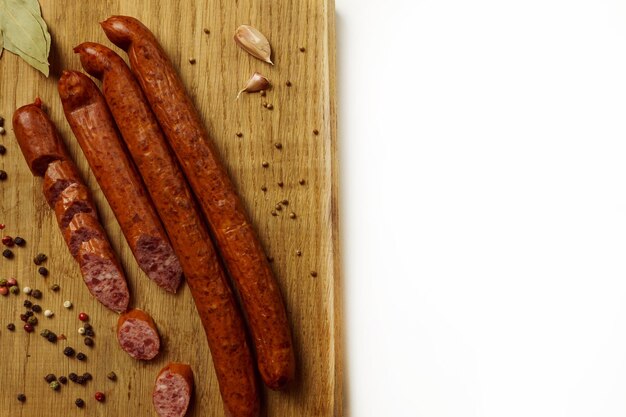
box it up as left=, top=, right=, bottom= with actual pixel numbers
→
left=0, top=1, right=341, bottom=416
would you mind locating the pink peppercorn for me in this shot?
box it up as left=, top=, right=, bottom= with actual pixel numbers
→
left=1, top=236, right=14, bottom=247
left=23, top=323, right=34, bottom=333
left=0, top=287, right=8, bottom=296
left=78, top=312, right=89, bottom=322
left=94, top=392, right=105, bottom=402
left=7, top=278, right=17, bottom=286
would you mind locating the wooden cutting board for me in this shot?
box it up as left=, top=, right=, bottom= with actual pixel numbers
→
left=0, top=1, right=341, bottom=416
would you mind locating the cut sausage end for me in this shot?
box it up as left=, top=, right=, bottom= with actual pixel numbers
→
left=43, top=160, right=83, bottom=206
left=136, top=235, right=182, bottom=293
left=117, top=309, right=161, bottom=360
left=153, top=363, right=194, bottom=417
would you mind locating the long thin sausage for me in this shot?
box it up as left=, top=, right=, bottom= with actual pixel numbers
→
left=12, top=101, right=130, bottom=313
left=58, top=70, right=183, bottom=294
left=75, top=42, right=259, bottom=417
left=102, top=15, right=295, bottom=390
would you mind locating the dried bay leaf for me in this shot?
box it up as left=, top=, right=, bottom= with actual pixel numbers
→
left=0, top=0, right=50, bottom=76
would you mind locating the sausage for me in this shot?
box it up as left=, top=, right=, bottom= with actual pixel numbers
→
left=102, top=15, right=296, bottom=390
left=117, top=308, right=161, bottom=360
left=75, top=42, right=259, bottom=417
left=12, top=98, right=69, bottom=176
left=153, top=363, right=194, bottom=417
left=58, top=70, right=183, bottom=294
left=12, top=101, right=130, bottom=313
left=43, top=160, right=83, bottom=207
left=54, top=183, right=97, bottom=228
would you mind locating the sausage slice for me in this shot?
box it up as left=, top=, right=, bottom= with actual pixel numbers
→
left=153, top=363, right=194, bottom=417
left=117, top=308, right=161, bottom=360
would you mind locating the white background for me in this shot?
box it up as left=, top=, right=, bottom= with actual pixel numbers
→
left=336, top=0, right=626, bottom=416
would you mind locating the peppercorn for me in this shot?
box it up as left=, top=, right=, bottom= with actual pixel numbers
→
left=3, top=248, right=14, bottom=259
left=20, top=314, right=28, bottom=322
left=236, top=132, right=243, bottom=137
left=0, top=278, right=6, bottom=287
left=107, top=371, right=117, bottom=381
left=44, top=373, right=57, bottom=383
left=24, top=323, right=34, bottom=332
left=49, top=381, right=60, bottom=391
left=22, top=286, right=31, bottom=294
left=63, top=346, right=75, bottom=357
left=299, top=179, right=306, bottom=185
left=260, top=90, right=266, bottom=96
left=76, top=352, right=86, bottom=361
left=282, top=199, right=289, bottom=205
left=7, top=277, right=16, bottom=286
left=17, top=393, right=26, bottom=402
left=289, top=212, right=296, bottom=219
left=78, top=312, right=89, bottom=322
left=299, top=46, right=306, bottom=52
left=27, top=316, right=38, bottom=326
left=261, top=186, right=267, bottom=192
left=84, top=337, right=94, bottom=347
left=7, top=323, right=15, bottom=331
left=31, top=304, right=42, bottom=312
left=33, top=253, right=47, bottom=265
left=262, top=161, right=269, bottom=168
left=310, top=271, right=318, bottom=277
left=0, top=286, right=7, bottom=295
left=38, top=267, right=48, bottom=276
left=83, top=372, right=92, bottom=381
left=83, top=323, right=92, bottom=331
left=9, top=285, right=19, bottom=295
left=274, top=142, right=283, bottom=149
left=0, top=224, right=4, bottom=229
left=0, top=170, right=7, bottom=181
left=13, top=236, right=25, bottom=246
left=46, top=332, right=57, bottom=342
left=31, top=289, right=42, bottom=299
left=313, top=129, right=319, bottom=135
left=189, top=58, right=196, bottom=64
left=25, top=310, right=33, bottom=317
left=40, top=329, right=50, bottom=338
left=75, top=398, right=84, bottom=408
left=23, top=299, right=32, bottom=308
left=58, top=376, right=68, bottom=385
left=68, top=373, right=78, bottom=382
left=0, top=145, right=6, bottom=156
left=271, top=210, right=277, bottom=216
left=277, top=181, right=284, bottom=187
left=76, top=376, right=86, bottom=385
left=266, top=103, right=274, bottom=110
left=296, top=250, right=302, bottom=257
left=95, top=391, right=105, bottom=402
left=203, top=28, right=210, bottom=34
left=2, top=236, right=13, bottom=246
left=275, top=204, right=282, bottom=211
left=286, top=80, right=292, bottom=87
left=85, top=328, right=95, bottom=337
left=50, top=284, right=60, bottom=292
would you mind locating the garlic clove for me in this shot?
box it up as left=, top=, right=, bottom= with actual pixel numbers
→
left=234, top=25, right=273, bottom=65
left=237, top=72, right=271, bottom=99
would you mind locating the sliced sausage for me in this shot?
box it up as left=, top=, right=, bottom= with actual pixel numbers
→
left=12, top=99, right=70, bottom=176
left=58, top=70, right=183, bottom=294
left=76, top=237, right=129, bottom=313
left=117, top=308, right=160, bottom=360
left=153, top=363, right=194, bottom=417
left=43, top=160, right=83, bottom=207
left=13, top=99, right=130, bottom=314
left=75, top=41, right=259, bottom=417
left=102, top=15, right=295, bottom=390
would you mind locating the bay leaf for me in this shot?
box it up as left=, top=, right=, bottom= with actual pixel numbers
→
left=3, top=31, right=48, bottom=76
left=22, top=0, right=49, bottom=54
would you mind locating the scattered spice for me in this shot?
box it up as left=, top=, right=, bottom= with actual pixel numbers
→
left=274, top=142, right=282, bottom=149
left=3, top=248, right=14, bottom=259
left=78, top=312, right=89, bottom=322
left=17, top=393, right=26, bottom=403
left=24, top=323, right=34, bottom=332
left=0, top=127, right=4, bottom=136
left=25, top=311, right=33, bottom=317
left=107, top=371, right=117, bottom=381
left=236, top=132, right=243, bottom=137
left=83, top=372, right=93, bottom=381
left=237, top=72, right=271, bottom=98
left=63, top=300, right=72, bottom=309
left=84, top=337, right=94, bottom=347
left=33, top=253, right=47, bottom=265
left=1, top=236, right=13, bottom=247
left=277, top=181, right=284, bottom=187
left=0, top=171, right=7, bottom=181
left=58, top=376, right=68, bottom=385
left=95, top=391, right=105, bottom=402
left=188, top=58, right=196, bottom=64
left=234, top=25, right=273, bottom=64
left=68, top=373, right=78, bottom=382
left=31, top=289, right=42, bottom=299
left=78, top=327, right=85, bottom=335
left=299, top=46, right=306, bottom=52
left=271, top=210, right=277, bottom=216
left=50, top=284, right=60, bottom=292
left=13, top=236, right=25, bottom=246
left=31, top=304, right=42, bottom=313
left=23, top=287, right=31, bottom=295
left=40, top=329, right=50, bottom=338
left=23, top=299, right=32, bottom=308
left=46, top=332, right=57, bottom=342
left=9, top=285, right=19, bottom=295
left=0, top=278, right=6, bottom=286
left=19, top=313, right=27, bottom=321
left=203, top=28, right=210, bottom=34
left=85, top=327, right=95, bottom=337
left=289, top=212, right=296, bottom=219
left=313, top=129, right=319, bottom=135
left=0, top=224, right=5, bottom=229
left=266, top=103, right=274, bottom=110
left=310, top=271, right=318, bottom=277
left=63, top=347, right=75, bottom=357
left=285, top=80, right=292, bottom=87
left=38, top=266, right=49, bottom=276
left=296, top=250, right=302, bottom=257
left=262, top=161, right=269, bottom=168
left=275, top=204, right=282, bottom=211
left=76, top=352, right=87, bottom=361
left=261, top=186, right=267, bottom=192
left=260, top=90, right=266, bottom=97
left=27, top=316, right=37, bottom=326
left=44, top=374, right=57, bottom=383
left=44, top=309, right=53, bottom=318
left=262, top=102, right=268, bottom=108
left=7, top=278, right=17, bottom=286
left=75, top=398, right=85, bottom=408
left=49, top=381, right=60, bottom=391
left=0, top=145, right=6, bottom=155
left=282, top=199, right=289, bottom=205
left=7, top=323, right=15, bottom=331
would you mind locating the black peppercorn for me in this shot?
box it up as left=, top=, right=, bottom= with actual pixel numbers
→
left=7, top=323, right=15, bottom=331
left=31, top=290, right=42, bottom=299
left=17, top=393, right=26, bottom=402
left=0, top=145, right=7, bottom=155
left=63, top=347, right=75, bottom=357
left=85, top=328, right=95, bottom=337
left=83, top=372, right=92, bottom=381
left=68, top=373, right=78, bottom=382
left=20, top=314, right=28, bottom=322
left=2, top=248, right=13, bottom=259
left=33, top=253, right=47, bottom=265
left=46, top=332, right=57, bottom=343
left=44, top=373, right=57, bottom=383
left=76, top=376, right=86, bottom=385
left=75, top=398, right=84, bottom=408
left=13, top=236, right=25, bottom=246
left=107, top=371, right=117, bottom=381
left=25, top=310, right=33, bottom=317
left=23, top=300, right=32, bottom=308
left=31, top=304, right=42, bottom=313
left=58, top=376, right=68, bottom=385
left=38, top=267, right=48, bottom=276
left=50, top=284, right=60, bottom=292
left=76, top=352, right=86, bottom=361
left=84, top=337, right=94, bottom=347
left=0, top=170, right=7, bottom=181
left=83, top=323, right=92, bottom=331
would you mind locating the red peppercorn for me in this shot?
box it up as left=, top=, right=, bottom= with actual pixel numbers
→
left=0, top=287, right=7, bottom=296
left=7, top=278, right=16, bottom=286
left=94, top=392, right=105, bottom=402
left=0, top=224, right=5, bottom=230
left=78, top=312, right=89, bottom=322
left=2, top=236, right=14, bottom=247
left=24, top=323, right=34, bottom=333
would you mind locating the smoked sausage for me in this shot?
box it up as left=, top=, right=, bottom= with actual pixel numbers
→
left=75, top=42, right=259, bottom=417
left=117, top=308, right=161, bottom=360
left=12, top=101, right=130, bottom=313
left=58, top=70, right=183, bottom=294
left=101, top=15, right=295, bottom=390
left=153, top=363, right=194, bottom=417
